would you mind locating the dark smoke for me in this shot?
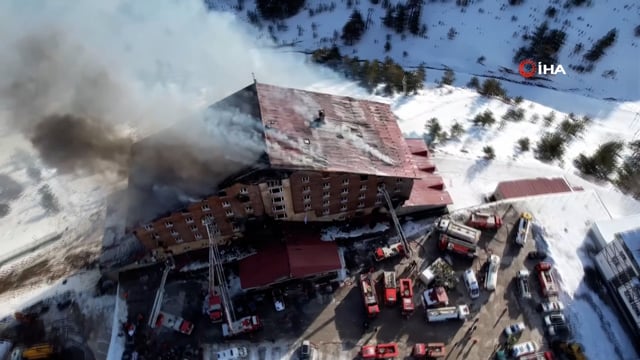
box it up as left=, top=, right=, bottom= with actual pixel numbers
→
left=30, top=114, right=133, bottom=175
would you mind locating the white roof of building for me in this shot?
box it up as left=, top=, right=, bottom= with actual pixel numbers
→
left=619, top=229, right=640, bottom=268
left=592, top=214, right=640, bottom=247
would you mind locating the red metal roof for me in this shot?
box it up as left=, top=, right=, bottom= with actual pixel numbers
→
left=405, top=138, right=430, bottom=156
left=495, top=177, right=572, bottom=199
left=239, top=243, right=290, bottom=289
left=255, top=83, right=418, bottom=178
left=405, top=179, right=453, bottom=207
left=285, top=234, right=341, bottom=278
left=412, top=154, right=436, bottom=172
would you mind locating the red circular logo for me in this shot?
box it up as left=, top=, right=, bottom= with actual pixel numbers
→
left=519, top=59, right=537, bottom=78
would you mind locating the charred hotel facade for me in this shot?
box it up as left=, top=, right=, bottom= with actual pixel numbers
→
left=124, top=82, right=452, bottom=260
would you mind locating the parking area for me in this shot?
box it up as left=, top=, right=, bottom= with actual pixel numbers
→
left=121, top=205, right=560, bottom=359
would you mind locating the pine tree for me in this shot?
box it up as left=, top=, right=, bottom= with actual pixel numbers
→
left=394, top=4, right=407, bottom=33
left=341, top=9, right=367, bottom=45
left=584, top=29, right=617, bottom=62
left=382, top=7, right=395, bottom=29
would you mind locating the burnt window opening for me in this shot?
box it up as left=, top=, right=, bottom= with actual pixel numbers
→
left=218, top=190, right=227, bottom=197
left=360, top=175, right=368, bottom=181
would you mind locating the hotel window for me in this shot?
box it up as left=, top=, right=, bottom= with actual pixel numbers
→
left=342, top=178, right=349, bottom=185
left=301, top=176, right=310, bottom=183
left=201, top=203, right=210, bottom=211
left=225, top=210, right=234, bottom=217
left=341, top=188, right=349, bottom=195
left=143, top=224, right=154, bottom=231
left=323, top=200, right=330, bottom=207
left=273, top=196, right=284, bottom=204
left=360, top=184, right=367, bottom=191
left=340, top=204, right=348, bottom=211
left=185, top=216, right=194, bottom=224
left=203, top=214, right=214, bottom=223
left=322, top=209, right=330, bottom=216
left=275, top=213, right=287, bottom=219
left=170, top=230, right=179, bottom=237
left=190, top=225, right=198, bottom=232
left=304, top=203, right=312, bottom=211
left=375, top=198, right=383, bottom=205
left=273, top=205, right=285, bottom=212
left=245, top=205, right=253, bottom=213
left=377, top=183, right=386, bottom=191
left=232, top=224, right=242, bottom=232
left=322, top=173, right=330, bottom=179
left=303, top=194, right=311, bottom=201
left=239, top=187, right=248, bottom=194
left=222, top=201, right=231, bottom=208
left=194, top=233, right=203, bottom=240
left=323, top=191, right=330, bottom=198
left=175, top=237, right=184, bottom=243
left=340, top=197, right=348, bottom=203
left=270, top=187, right=282, bottom=194
left=323, top=182, right=330, bottom=189
left=164, top=221, right=173, bottom=228
left=358, top=194, right=366, bottom=200
left=338, top=215, right=346, bottom=221
left=396, top=178, right=403, bottom=183
left=357, top=202, right=365, bottom=208
left=303, top=186, right=311, bottom=193
left=152, top=233, right=160, bottom=240
left=360, top=175, right=368, bottom=181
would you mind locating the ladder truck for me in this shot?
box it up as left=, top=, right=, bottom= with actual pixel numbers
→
left=148, top=256, right=195, bottom=335
left=204, top=222, right=262, bottom=338
left=380, top=187, right=412, bottom=259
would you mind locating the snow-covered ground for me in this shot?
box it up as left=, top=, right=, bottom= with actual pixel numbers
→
left=214, top=0, right=640, bottom=101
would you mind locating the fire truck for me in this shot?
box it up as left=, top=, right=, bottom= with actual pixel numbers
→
left=222, top=316, right=263, bottom=338
left=411, top=343, right=447, bottom=359
left=360, top=273, right=380, bottom=317
left=467, top=212, right=503, bottom=230
left=374, top=242, right=405, bottom=262
left=535, top=262, right=559, bottom=297
left=438, top=234, right=477, bottom=258
left=154, top=311, right=195, bottom=335
left=360, top=343, right=400, bottom=359
left=204, top=289, right=223, bottom=323
left=399, top=278, right=414, bottom=318
left=383, top=272, right=397, bottom=306
left=435, top=218, right=481, bottom=244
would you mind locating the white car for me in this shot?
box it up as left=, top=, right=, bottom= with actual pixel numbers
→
left=216, top=346, right=248, bottom=360
left=539, top=301, right=565, bottom=313
left=504, top=322, right=526, bottom=336
left=511, top=341, right=538, bottom=358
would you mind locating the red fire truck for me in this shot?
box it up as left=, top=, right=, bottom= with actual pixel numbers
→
left=360, top=273, right=380, bottom=318
left=411, top=343, right=447, bottom=359
left=374, top=243, right=405, bottom=262
left=222, top=316, right=262, bottom=338
left=205, top=289, right=223, bottom=323
left=438, top=234, right=477, bottom=258
left=383, top=272, right=397, bottom=306
left=467, top=212, right=503, bottom=230
left=399, top=278, right=415, bottom=318
left=535, top=262, right=559, bottom=297
left=361, top=343, right=400, bottom=359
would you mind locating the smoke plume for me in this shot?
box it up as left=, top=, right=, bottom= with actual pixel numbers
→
left=0, top=0, right=358, bottom=225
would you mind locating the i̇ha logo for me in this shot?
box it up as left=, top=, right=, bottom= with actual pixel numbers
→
left=518, top=59, right=567, bottom=78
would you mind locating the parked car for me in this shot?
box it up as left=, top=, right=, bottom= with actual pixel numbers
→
left=511, top=341, right=538, bottom=358
left=272, top=289, right=285, bottom=312
left=215, top=346, right=248, bottom=360
left=517, top=270, right=532, bottom=299
left=504, top=322, right=526, bottom=336
left=547, top=324, right=570, bottom=337
left=299, top=340, right=316, bottom=360
left=537, top=301, right=565, bottom=313
left=528, top=251, right=548, bottom=260
left=544, top=313, right=566, bottom=326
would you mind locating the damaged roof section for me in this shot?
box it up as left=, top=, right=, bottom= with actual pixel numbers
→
left=255, top=83, right=418, bottom=178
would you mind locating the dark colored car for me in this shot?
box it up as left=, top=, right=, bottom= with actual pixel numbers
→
left=527, top=251, right=548, bottom=260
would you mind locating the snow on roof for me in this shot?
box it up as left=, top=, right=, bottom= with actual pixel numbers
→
left=591, top=214, right=640, bottom=247
left=494, top=177, right=573, bottom=199
left=255, top=83, right=418, bottom=178
left=619, top=229, right=640, bottom=268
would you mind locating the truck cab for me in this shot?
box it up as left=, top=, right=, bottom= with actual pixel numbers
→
left=515, top=212, right=533, bottom=246
left=383, top=272, right=397, bottom=306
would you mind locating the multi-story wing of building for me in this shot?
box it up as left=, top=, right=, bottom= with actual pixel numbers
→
left=124, top=82, right=452, bottom=257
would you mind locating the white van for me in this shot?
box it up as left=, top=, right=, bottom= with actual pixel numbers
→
left=463, top=269, right=480, bottom=299
left=485, top=255, right=500, bottom=291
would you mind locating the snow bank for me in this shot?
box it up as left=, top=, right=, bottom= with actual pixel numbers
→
left=320, top=223, right=389, bottom=241
left=179, top=261, right=208, bottom=272
left=517, top=191, right=638, bottom=359
left=106, top=283, right=127, bottom=360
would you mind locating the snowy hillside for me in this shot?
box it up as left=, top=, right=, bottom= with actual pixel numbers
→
left=213, top=0, right=640, bottom=101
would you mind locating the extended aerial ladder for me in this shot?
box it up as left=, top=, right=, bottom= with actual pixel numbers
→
left=204, top=222, right=236, bottom=327
left=148, top=257, right=172, bottom=328
left=380, top=187, right=412, bottom=258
